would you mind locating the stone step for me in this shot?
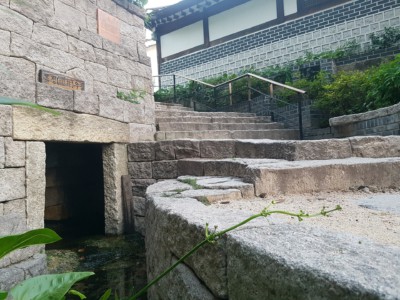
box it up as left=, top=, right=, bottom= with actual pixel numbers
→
left=157, top=122, right=284, bottom=131
left=146, top=176, right=254, bottom=205
left=155, top=102, right=193, bottom=111
left=177, top=157, right=400, bottom=196
left=155, top=129, right=299, bottom=141
left=155, top=110, right=256, bottom=118
left=128, top=136, right=400, bottom=161
left=156, top=116, right=272, bottom=124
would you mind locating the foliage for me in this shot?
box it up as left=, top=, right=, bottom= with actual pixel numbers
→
left=369, top=27, right=400, bottom=49
left=129, top=202, right=342, bottom=299
left=366, top=54, right=400, bottom=110
left=128, top=0, right=148, bottom=8
left=275, top=71, right=331, bottom=103
left=9, top=273, right=94, bottom=300
left=0, top=229, right=93, bottom=300
left=116, top=89, right=146, bottom=104
left=293, top=39, right=361, bottom=68
left=179, top=178, right=202, bottom=190
left=0, top=228, right=61, bottom=259
left=312, top=70, right=372, bottom=117
left=0, top=96, right=60, bottom=115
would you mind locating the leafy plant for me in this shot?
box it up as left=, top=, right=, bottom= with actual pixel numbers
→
left=0, top=96, right=60, bottom=115
left=179, top=178, right=202, bottom=190
left=0, top=229, right=94, bottom=300
left=369, top=27, right=400, bottom=49
left=128, top=0, right=148, bottom=8
left=129, top=202, right=342, bottom=299
left=0, top=228, right=61, bottom=258
left=313, top=70, right=372, bottom=117
left=117, top=89, right=146, bottom=104
left=366, top=54, right=400, bottom=109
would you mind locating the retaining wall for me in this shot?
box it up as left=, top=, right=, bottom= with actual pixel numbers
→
left=330, top=102, right=400, bottom=137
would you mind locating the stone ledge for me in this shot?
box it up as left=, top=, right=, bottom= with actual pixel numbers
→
left=145, top=179, right=400, bottom=299
left=13, top=106, right=130, bottom=143
left=330, top=102, right=400, bottom=126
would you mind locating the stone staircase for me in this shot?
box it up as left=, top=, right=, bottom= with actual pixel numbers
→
left=129, top=136, right=400, bottom=214
left=129, top=105, right=400, bottom=299
left=155, top=102, right=299, bottom=140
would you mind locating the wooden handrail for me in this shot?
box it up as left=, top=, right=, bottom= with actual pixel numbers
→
left=154, top=73, right=306, bottom=94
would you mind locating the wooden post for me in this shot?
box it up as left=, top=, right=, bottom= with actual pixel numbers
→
left=229, top=82, right=233, bottom=106
left=121, top=175, right=135, bottom=233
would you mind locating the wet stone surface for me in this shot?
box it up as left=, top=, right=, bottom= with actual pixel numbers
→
left=47, top=233, right=147, bottom=299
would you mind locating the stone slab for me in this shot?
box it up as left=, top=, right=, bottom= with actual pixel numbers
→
left=132, top=179, right=156, bottom=198
left=177, top=157, right=400, bottom=196
left=4, top=138, right=25, bottom=167
left=154, top=141, right=176, bottom=160
left=128, top=161, right=152, bottom=179
left=358, top=195, right=400, bottom=215
left=127, top=142, right=155, bottom=162
left=129, top=123, right=155, bottom=142
left=180, top=189, right=242, bottom=204
left=350, top=136, right=400, bottom=158
left=26, top=142, right=45, bottom=229
left=293, top=138, right=352, bottom=160
left=152, top=160, right=178, bottom=179
left=0, top=137, right=4, bottom=168
left=73, top=91, right=99, bottom=115
left=178, top=176, right=254, bottom=198
left=250, top=157, right=400, bottom=195
left=103, top=143, right=128, bottom=235
left=200, top=140, right=235, bottom=159
left=0, top=105, right=12, bottom=136
left=0, top=168, right=25, bottom=202
left=13, top=106, right=129, bottom=143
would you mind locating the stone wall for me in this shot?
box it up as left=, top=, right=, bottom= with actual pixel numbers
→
left=0, top=0, right=155, bottom=290
left=330, top=102, right=400, bottom=137
left=0, top=0, right=155, bottom=142
left=0, top=105, right=46, bottom=289
left=160, top=0, right=399, bottom=83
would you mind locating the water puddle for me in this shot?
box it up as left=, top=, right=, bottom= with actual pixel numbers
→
left=46, top=232, right=147, bottom=299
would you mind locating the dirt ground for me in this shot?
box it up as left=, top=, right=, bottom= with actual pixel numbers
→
left=213, top=189, right=400, bottom=248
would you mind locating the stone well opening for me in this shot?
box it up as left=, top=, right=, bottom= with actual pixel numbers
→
left=45, top=142, right=105, bottom=236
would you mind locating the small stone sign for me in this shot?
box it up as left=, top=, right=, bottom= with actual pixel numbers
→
left=39, top=70, right=85, bottom=91
left=97, top=8, right=121, bottom=44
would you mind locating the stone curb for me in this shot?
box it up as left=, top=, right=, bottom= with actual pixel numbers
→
left=145, top=179, right=400, bottom=299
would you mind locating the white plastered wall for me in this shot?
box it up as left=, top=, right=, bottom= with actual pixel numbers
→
left=161, top=21, right=204, bottom=58
left=208, top=0, right=277, bottom=41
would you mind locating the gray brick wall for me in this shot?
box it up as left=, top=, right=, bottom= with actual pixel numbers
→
left=330, top=102, right=400, bottom=137
left=160, top=0, right=400, bottom=81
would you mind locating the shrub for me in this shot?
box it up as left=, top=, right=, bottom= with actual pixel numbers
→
left=366, top=54, right=400, bottom=109
left=313, top=70, right=372, bottom=117
left=369, top=27, right=400, bottom=49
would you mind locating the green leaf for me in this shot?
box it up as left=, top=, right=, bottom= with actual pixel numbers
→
left=99, top=289, right=112, bottom=300
left=10, top=272, right=94, bottom=300
left=0, top=291, right=7, bottom=300
left=0, top=228, right=61, bottom=259
left=68, top=289, right=87, bottom=299
left=0, top=96, right=60, bottom=115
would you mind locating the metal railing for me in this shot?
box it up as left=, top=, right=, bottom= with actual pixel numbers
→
left=153, top=73, right=307, bottom=139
